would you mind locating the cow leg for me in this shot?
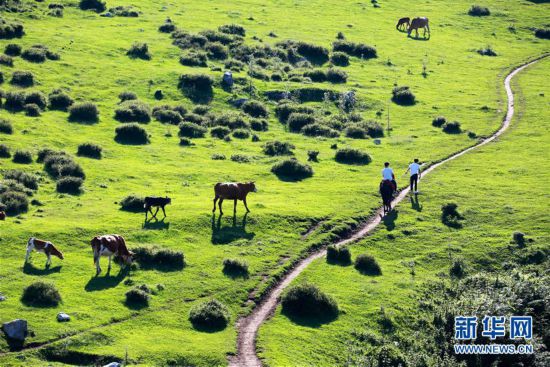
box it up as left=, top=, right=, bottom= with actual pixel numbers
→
left=218, top=198, right=224, bottom=215
left=95, top=255, right=101, bottom=275
left=107, top=255, right=112, bottom=273
left=145, top=206, right=148, bottom=221
left=243, top=198, right=250, bottom=213
left=161, top=205, right=167, bottom=218
left=233, top=199, right=237, bottom=214
left=152, top=207, right=159, bottom=220
left=213, top=196, right=218, bottom=212
left=25, top=244, right=33, bottom=263
left=46, top=254, right=51, bottom=268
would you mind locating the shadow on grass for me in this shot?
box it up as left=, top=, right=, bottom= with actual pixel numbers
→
left=40, top=345, right=123, bottom=366
left=410, top=194, right=423, bottom=212
left=142, top=218, right=170, bottom=230
left=222, top=267, right=249, bottom=279
left=189, top=321, right=228, bottom=333
left=22, top=262, right=62, bottom=275
left=282, top=311, right=338, bottom=328
left=84, top=268, right=128, bottom=292
left=211, top=213, right=255, bottom=244
left=5, top=337, right=25, bottom=352
left=382, top=210, right=398, bottom=231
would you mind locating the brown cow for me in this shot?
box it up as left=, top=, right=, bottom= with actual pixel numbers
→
left=0, top=211, right=5, bottom=220
left=212, top=182, right=257, bottom=215
left=408, top=17, right=430, bottom=38
left=26, top=237, right=64, bottom=267
left=91, top=234, right=133, bottom=275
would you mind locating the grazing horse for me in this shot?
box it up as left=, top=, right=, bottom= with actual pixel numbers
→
left=26, top=237, right=64, bottom=267
left=91, top=235, right=133, bottom=275
left=212, top=182, right=257, bottom=215
left=396, top=17, right=410, bottom=31
left=0, top=211, right=5, bottom=220
left=380, top=180, right=394, bottom=215
left=144, top=196, right=171, bottom=221
left=408, top=17, right=430, bottom=38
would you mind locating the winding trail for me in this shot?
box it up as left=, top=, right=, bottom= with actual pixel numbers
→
left=229, top=54, right=549, bottom=367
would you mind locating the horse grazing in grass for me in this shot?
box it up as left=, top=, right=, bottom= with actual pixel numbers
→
left=380, top=180, right=394, bottom=215
left=408, top=17, right=430, bottom=38
left=213, top=182, right=257, bottom=215
left=396, top=17, right=410, bottom=31
left=26, top=237, right=64, bottom=267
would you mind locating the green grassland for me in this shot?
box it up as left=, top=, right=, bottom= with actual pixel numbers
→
left=0, top=0, right=548, bottom=365
left=257, top=57, right=550, bottom=366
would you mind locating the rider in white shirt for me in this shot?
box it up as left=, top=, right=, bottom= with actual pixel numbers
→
left=405, top=158, right=421, bottom=194
left=381, top=162, right=397, bottom=191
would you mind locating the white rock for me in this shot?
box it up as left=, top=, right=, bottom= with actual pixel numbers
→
left=57, top=313, right=70, bottom=322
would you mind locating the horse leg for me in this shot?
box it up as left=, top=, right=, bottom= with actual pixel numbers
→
left=219, top=198, right=224, bottom=215
left=213, top=196, right=218, bottom=212
left=243, top=198, right=250, bottom=213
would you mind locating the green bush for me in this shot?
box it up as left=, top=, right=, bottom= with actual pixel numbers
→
left=120, top=195, right=145, bottom=212
left=24, top=103, right=41, bottom=117
left=330, top=52, right=350, bottom=66
left=354, top=254, right=382, bottom=275
left=326, top=245, right=352, bottom=265
left=0, top=54, right=13, bottom=66
left=118, top=91, right=137, bottom=102
left=132, top=246, right=185, bottom=270
left=11, top=70, right=34, bottom=87
left=442, top=121, right=462, bottom=134
left=392, top=86, right=416, bottom=105
left=0, top=144, right=10, bottom=158
left=450, top=258, right=466, bottom=278
left=43, top=153, right=85, bottom=179
left=179, top=137, right=193, bottom=146
left=263, top=141, right=295, bottom=156
left=288, top=113, right=315, bottom=132
left=4, top=91, right=25, bottom=111
left=4, top=43, right=21, bottom=56
left=159, top=21, right=176, bottom=33
left=326, top=68, right=347, bottom=83
left=115, top=123, right=150, bottom=144
left=303, top=69, right=327, bottom=82
left=77, top=143, right=102, bottom=159
left=178, top=122, right=207, bottom=138
left=468, top=5, right=490, bottom=16
left=114, top=100, right=151, bottom=123
left=222, top=258, right=249, bottom=277
left=0, top=190, right=28, bottom=215
left=125, top=288, right=150, bottom=308
left=296, top=42, right=329, bottom=65
left=275, top=102, right=314, bottom=123
left=205, top=42, right=228, bottom=60
left=441, top=202, right=464, bottom=228
left=301, top=123, right=339, bottom=138
left=189, top=299, right=230, bottom=330
left=534, top=28, right=550, bottom=40
left=24, top=91, right=47, bottom=110
left=281, top=283, right=338, bottom=319
left=13, top=150, right=32, bottom=164
left=178, top=74, right=214, bottom=103
left=218, top=24, right=245, bottom=36
left=307, top=150, right=319, bottom=162
left=210, top=126, right=231, bottom=139
left=79, top=0, right=106, bottom=12
left=333, top=40, right=377, bottom=59
left=232, top=129, right=250, bottom=139
left=21, top=281, right=61, bottom=307
left=477, top=46, right=497, bottom=56
left=68, top=102, right=99, bottom=123
left=211, top=113, right=249, bottom=130
left=0, top=118, right=13, bottom=134
left=271, top=158, right=313, bottom=180
left=0, top=20, right=24, bottom=40
left=242, top=100, right=268, bottom=118
left=335, top=148, right=371, bottom=165
left=3, top=170, right=38, bottom=190
left=126, top=42, right=151, bottom=60
left=56, top=176, right=83, bottom=194
left=48, top=90, right=73, bottom=111
left=179, top=50, right=208, bottom=67
left=109, top=5, right=139, bottom=17
left=155, top=109, right=182, bottom=125
left=432, top=116, right=446, bottom=127
left=211, top=153, right=226, bottom=160
left=249, top=118, right=268, bottom=132
left=192, top=105, right=210, bottom=115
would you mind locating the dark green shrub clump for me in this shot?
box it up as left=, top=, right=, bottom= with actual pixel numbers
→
left=468, top=5, right=490, bottom=16
left=263, top=141, right=295, bottom=156
left=125, top=288, right=149, bottom=308
left=132, top=246, right=185, bottom=270
left=13, top=150, right=32, bottom=164
left=205, top=42, right=228, bottom=60
left=77, top=143, right=102, bottom=159
left=432, top=116, right=446, bottom=127
left=477, top=46, right=497, bottom=56
left=0, top=119, right=13, bottom=134
left=79, top=0, right=106, bottom=12
left=24, top=103, right=41, bottom=117
left=21, top=281, right=61, bottom=307
left=4, top=43, right=22, bottom=56
left=0, top=144, right=10, bottom=158
left=330, top=52, right=350, bottom=66
left=68, top=102, right=99, bottom=123
left=231, top=154, right=250, bottom=163
left=281, top=283, right=338, bottom=320
left=441, top=202, right=464, bottom=228
left=288, top=113, right=315, bottom=132
left=189, top=299, right=230, bottom=330
left=0, top=54, right=13, bottom=67
left=271, top=159, right=313, bottom=180
left=109, top=6, right=140, bottom=17
left=354, top=254, right=382, bottom=275
left=3, top=170, right=38, bottom=190
left=179, top=50, right=208, bottom=67
left=304, top=69, right=327, bottom=82
left=326, top=68, right=348, bottom=83
left=242, top=100, right=268, bottom=118
left=159, top=20, right=176, bottom=33
left=345, top=121, right=384, bottom=139
left=0, top=190, right=28, bottom=215
left=512, top=231, right=526, bottom=247
left=534, top=28, right=550, bottom=40
left=335, top=148, right=371, bottom=165
left=178, top=122, right=207, bottom=138
left=0, top=20, right=24, bottom=40
left=4, top=91, right=25, bottom=111
left=301, top=123, right=339, bottom=138
left=25, top=91, right=48, bottom=110
left=127, top=42, right=151, bottom=60
left=43, top=153, right=85, bottom=179
left=179, top=137, right=193, bottom=146
left=114, top=100, right=151, bottom=123
left=56, top=176, right=83, bottom=194
left=392, top=86, right=416, bottom=105
left=120, top=195, right=145, bottom=212
left=115, top=123, right=149, bottom=144
left=155, top=109, right=182, bottom=125
left=250, top=118, right=268, bottom=131
left=178, top=74, right=214, bottom=103
left=275, top=102, right=314, bottom=123
left=218, top=24, right=246, bottom=36
left=11, top=71, right=34, bottom=87
left=307, top=150, right=319, bottom=162
left=232, top=129, right=250, bottom=139
left=296, top=42, right=330, bottom=65
left=118, top=91, right=137, bottom=102
left=210, top=126, right=231, bottom=139
left=442, top=121, right=462, bottom=134
left=326, top=245, right=352, bottom=265
left=450, top=258, right=466, bottom=278
left=21, top=47, right=46, bottom=63
left=48, top=90, right=73, bottom=111
left=333, top=40, right=377, bottom=59
left=222, top=258, right=249, bottom=277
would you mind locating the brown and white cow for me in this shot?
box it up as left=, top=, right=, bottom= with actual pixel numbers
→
left=26, top=237, right=64, bottom=267
left=212, top=182, right=257, bottom=215
left=91, top=234, right=133, bottom=275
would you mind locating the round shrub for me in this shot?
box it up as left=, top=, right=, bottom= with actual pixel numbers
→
left=288, top=113, right=315, bottom=132
left=0, top=190, right=28, bottom=215
left=450, top=258, right=466, bottom=278
left=154, top=90, right=163, bottom=100
left=0, top=21, right=24, bottom=40
left=242, top=100, right=269, bottom=118
left=3, top=170, right=39, bottom=190
left=13, top=150, right=32, bottom=164
left=211, top=153, right=226, bottom=160
left=304, top=69, right=327, bottom=82
left=0, top=119, right=13, bottom=134
left=159, top=22, right=176, bottom=33
left=11, top=71, right=34, bottom=87
left=179, top=137, right=193, bottom=146
left=120, top=195, right=145, bottom=212
left=335, top=148, right=371, bottom=165
left=189, top=299, right=230, bottom=330
left=69, top=102, right=99, bottom=123
left=118, top=91, right=137, bottom=102
left=333, top=40, right=377, bottom=59
left=271, top=158, right=313, bottom=180
left=354, top=254, right=382, bottom=275
left=281, top=283, right=338, bottom=319
left=231, top=154, right=250, bottom=163
left=192, top=105, right=210, bottom=115
left=307, top=150, right=319, bottom=162
left=212, top=113, right=249, bottom=130
left=441, top=202, right=463, bottom=228
left=275, top=102, right=314, bottom=123
left=179, top=50, right=207, bottom=67
left=210, top=126, right=231, bottom=139
left=48, top=90, right=73, bottom=111
left=24, top=103, right=41, bottom=117
left=442, top=121, right=462, bottom=134
left=114, top=100, right=151, bottom=123
left=0, top=144, right=11, bottom=158
left=432, top=116, right=446, bottom=127
left=477, top=46, right=497, bottom=57
left=115, top=123, right=149, bottom=144
left=206, top=42, right=228, bottom=60
left=77, top=143, right=102, bottom=159
left=21, top=47, right=47, bottom=63
left=24, top=91, right=47, bottom=110
left=344, top=125, right=367, bottom=139
left=21, top=281, right=61, bottom=307
left=79, top=0, right=106, bottom=12
left=326, top=68, right=348, bottom=83
left=468, top=5, right=490, bottom=16
left=56, top=176, right=83, bottom=194
left=155, top=109, right=182, bottom=125
left=326, top=245, right=352, bottom=265
left=301, top=123, right=339, bottom=138
left=392, top=86, right=416, bottom=105
left=125, top=288, right=150, bottom=308
left=218, top=24, right=246, bottom=36
left=222, top=258, right=249, bottom=277
left=126, top=42, right=151, bottom=60
left=250, top=118, right=268, bottom=132
left=178, top=74, right=214, bottom=103
left=4, top=91, right=25, bottom=111
left=296, top=42, right=330, bottom=65
left=44, top=154, right=85, bottom=179
left=330, top=52, right=350, bottom=66
left=0, top=54, right=13, bottom=67
left=534, top=28, right=550, bottom=40
left=4, top=43, right=21, bottom=56
left=178, top=122, right=207, bottom=138
left=263, top=140, right=294, bottom=156
left=232, top=129, right=250, bottom=139
left=512, top=231, right=525, bottom=246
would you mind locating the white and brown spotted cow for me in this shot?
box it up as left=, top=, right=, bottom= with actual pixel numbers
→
left=91, top=234, right=133, bottom=275
left=26, top=237, right=64, bottom=267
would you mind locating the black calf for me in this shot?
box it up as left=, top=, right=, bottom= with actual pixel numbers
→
left=144, top=196, right=171, bottom=221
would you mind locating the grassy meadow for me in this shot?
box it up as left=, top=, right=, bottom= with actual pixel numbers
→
left=0, top=0, right=548, bottom=365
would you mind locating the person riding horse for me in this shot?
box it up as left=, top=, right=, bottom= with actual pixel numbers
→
left=380, top=162, right=397, bottom=214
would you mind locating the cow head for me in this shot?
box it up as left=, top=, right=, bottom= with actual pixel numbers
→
left=165, top=196, right=172, bottom=205
left=249, top=181, right=257, bottom=192
left=122, top=250, right=134, bottom=265
left=91, top=236, right=101, bottom=249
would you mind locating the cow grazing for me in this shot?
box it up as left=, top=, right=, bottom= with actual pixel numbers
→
left=26, top=237, right=64, bottom=267
left=0, top=211, right=5, bottom=220
left=212, top=182, right=257, bottom=215
left=396, top=17, right=410, bottom=31
left=144, top=196, right=171, bottom=221
left=91, top=235, right=133, bottom=275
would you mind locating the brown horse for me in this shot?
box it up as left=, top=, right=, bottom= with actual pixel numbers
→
left=380, top=180, right=394, bottom=215
left=212, top=182, right=257, bottom=215
left=396, top=17, right=410, bottom=31
left=408, top=17, right=430, bottom=38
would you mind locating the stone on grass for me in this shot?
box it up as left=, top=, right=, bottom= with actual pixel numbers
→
left=2, top=319, right=28, bottom=341
left=57, top=312, right=70, bottom=322
left=373, top=139, right=381, bottom=145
